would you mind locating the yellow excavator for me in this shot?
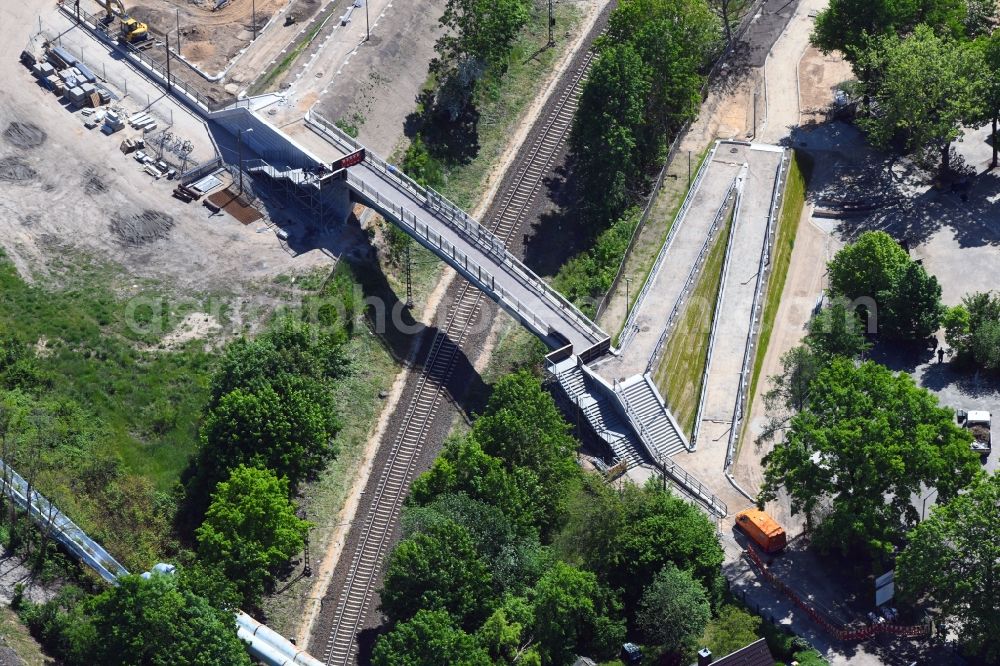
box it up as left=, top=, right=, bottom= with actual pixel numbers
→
left=100, top=0, right=149, bottom=43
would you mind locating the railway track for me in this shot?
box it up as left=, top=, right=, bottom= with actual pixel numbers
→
left=318, top=28, right=602, bottom=666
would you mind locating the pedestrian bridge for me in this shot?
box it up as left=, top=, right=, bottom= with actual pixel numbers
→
left=212, top=106, right=611, bottom=360
left=313, top=114, right=612, bottom=359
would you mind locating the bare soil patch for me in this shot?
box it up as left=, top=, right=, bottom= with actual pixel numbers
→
left=3, top=122, right=46, bottom=150
left=0, top=158, right=37, bottom=185
left=123, top=0, right=291, bottom=73
left=110, top=210, right=176, bottom=246
left=798, top=46, right=853, bottom=126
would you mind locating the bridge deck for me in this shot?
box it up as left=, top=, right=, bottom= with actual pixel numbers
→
left=305, top=113, right=610, bottom=356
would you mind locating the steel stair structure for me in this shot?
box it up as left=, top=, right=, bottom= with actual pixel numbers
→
left=548, top=357, right=645, bottom=468
left=244, top=159, right=323, bottom=189
left=615, top=374, right=690, bottom=459
left=546, top=355, right=727, bottom=517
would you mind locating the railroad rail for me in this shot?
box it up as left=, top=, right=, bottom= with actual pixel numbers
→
left=317, top=28, right=602, bottom=666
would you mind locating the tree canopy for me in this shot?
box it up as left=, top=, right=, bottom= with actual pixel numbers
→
left=372, top=610, right=492, bottom=666
left=20, top=570, right=250, bottom=666
left=532, top=561, right=624, bottom=665
left=760, top=358, right=980, bottom=561
left=812, top=0, right=967, bottom=58
left=827, top=231, right=943, bottom=342
left=184, top=318, right=345, bottom=520
left=635, top=564, right=711, bottom=654
left=196, top=465, right=310, bottom=607
left=699, top=605, right=762, bottom=659
left=571, top=0, right=720, bottom=226
left=380, top=519, right=493, bottom=628
left=857, top=26, right=982, bottom=173
left=896, top=473, right=1000, bottom=661
left=944, top=291, right=1000, bottom=370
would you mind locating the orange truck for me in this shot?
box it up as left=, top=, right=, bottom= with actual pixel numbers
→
left=736, top=508, right=787, bottom=554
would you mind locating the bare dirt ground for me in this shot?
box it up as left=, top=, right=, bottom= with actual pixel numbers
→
left=798, top=46, right=852, bottom=126
left=115, top=0, right=292, bottom=73
left=312, top=0, right=448, bottom=156
left=1, top=0, right=356, bottom=333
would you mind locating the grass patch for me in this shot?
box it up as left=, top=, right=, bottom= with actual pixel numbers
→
left=653, top=203, right=734, bottom=437
left=249, top=18, right=326, bottom=95
left=418, top=3, right=584, bottom=212
left=609, top=142, right=713, bottom=346
left=0, top=605, right=48, bottom=666
left=742, top=151, right=813, bottom=431
left=0, top=252, right=215, bottom=491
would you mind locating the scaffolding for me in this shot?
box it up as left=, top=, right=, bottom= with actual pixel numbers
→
left=243, top=157, right=344, bottom=227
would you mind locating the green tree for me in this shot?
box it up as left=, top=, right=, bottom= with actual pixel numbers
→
left=812, top=0, right=967, bottom=60
left=699, top=605, right=762, bottom=659
left=605, top=0, right=720, bottom=159
left=970, top=319, right=1000, bottom=369
left=372, top=609, right=492, bottom=666
left=471, top=371, right=581, bottom=535
left=402, top=136, right=444, bottom=189
left=186, top=319, right=345, bottom=518
left=404, top=493, right=547, bottom=595
left=532, top=561, right=624, bottom=665
left=436, top=0, right=531, bottom=70
left=409, top=435, right=543, bottom=535
left=827, top=231, right=943, bottom=342
left=571, top=42, right=651, bottom=224
left=86, top=573, right=250, bottom=666
left=207, top=318, right=346, bottom=404
left=805, top=300, right=872, bottom=359
left=760, top=359, right=980, bottom=562
left=859, top=26, right=983, bottom=174
left=199, top=380, right=335, bottom=489
left=555, top=478, right=724, bottom=613
left=636, top=564, right=711, bottom=654
left=973, top=31, right=1000, bottom=167
left=431, top=0, right=531, bottom=113
left=897, top=473, right=1000, bottom=661
left=196, top=465, right=309, bottom=607
left=828, top=231, right=910, bottom=301
left=475, top=596, right=538, bottom=664
left=380, top=519, right=493, bottom=628
left=879, top=260, right=945, bottom=341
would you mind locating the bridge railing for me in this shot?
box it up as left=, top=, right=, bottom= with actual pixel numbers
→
left=347, top=173, right=555, bottom=338
left=309, top=112, right=608, bottom=347
left=0, top=460, right=128, bottom=584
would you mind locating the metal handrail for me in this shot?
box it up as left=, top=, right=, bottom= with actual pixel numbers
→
left=617, top=140, right=723, bottom=351
left=724, top=153, right=787, bottom=474
left=646, top=171, right=740, bottom=376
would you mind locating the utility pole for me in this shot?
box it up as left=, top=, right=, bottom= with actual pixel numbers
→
left=164, top=34, right=171, bottom=92
left=365, top=0, right=370, bottom=41
left=176, top=8, right=181, bottom=54
left=624, top=276, right=632, bottom=317
left=405, top=243, right=413, bottom=307
left=547, top=0, right=555, bottom=46
left=252, top=0, right=257, bottom=39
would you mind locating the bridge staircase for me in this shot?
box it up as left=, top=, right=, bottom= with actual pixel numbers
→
left=548, top=357, right=644, bottom=468
left=547, top=355, right=727, bottom=517
left=616, top=374, right=689, bottom=459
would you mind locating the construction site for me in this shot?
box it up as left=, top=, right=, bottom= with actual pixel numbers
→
left=2, top=0, right=1000, bottom=663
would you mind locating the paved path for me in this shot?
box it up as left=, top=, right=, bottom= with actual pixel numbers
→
left=592, top=143, right=744, bottom=382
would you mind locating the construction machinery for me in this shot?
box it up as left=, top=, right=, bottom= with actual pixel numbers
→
left=100, top=0, right=149, bottom=43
